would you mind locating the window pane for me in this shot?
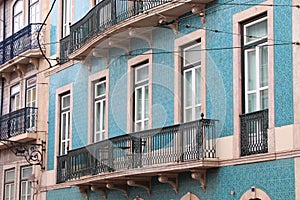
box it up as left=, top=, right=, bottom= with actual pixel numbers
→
left=195, top=106, right=201, bottom=120
left=144, top=86, right=148, bottom=118
left=195, top=67, right=201, bottom=105
left=135, top=122, right=142, bottom=132
left=6, top=170, right=15, bottom=181
left=136, top=65, right=149, bottom=83
left=62, top=113, right=67, bottom=140
left=247, top=50, right=256, bottom=91
left=260, top=89, right=268, bottom=110
left=184, top=71, right=192, bottom=107
left=185, top=108, right=192, bottom=122
left=22, top=167, right=32, bottom=178
left=136, top=88, right=142, bottom=121
left=184, top=43, right=201, bottom=66
left=259, top=46, right=268, bottom=87
left=62, top=95, right=70, bottom=109
left=95, top=102, right=100, bottom=132
left=246, top=19, right=267, bottom=43
left=11, top=85, right=20, bottom=95
left=102, top=101, right=106, bottom=130
left=248, top=93, right=257, bottom=113
left=96, top=82, right=106, bottom=97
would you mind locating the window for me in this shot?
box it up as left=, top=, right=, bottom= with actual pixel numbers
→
left=20, top=166, right=33, bottom=200
left=182, top=42, right=202, bottom=122
left=60, top=92, right=70, bottom=155
left=243, top=16, right=268, bottom=113
left=4, top=169, right=15, bottom=200
left=62, top=0, right=72, bottom=37
left=94, top=80, right=106, bottom=142
left=10, top=84, right=20, bottom=112
left=26, top=77, right=37, bottom=130
left=134, top=63, right=149, bottom=132
left=29, top=0, right=40, bottom=23
left=13, top=0, right=24, bottom=33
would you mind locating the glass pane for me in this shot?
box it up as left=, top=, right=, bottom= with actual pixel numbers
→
left=185, top=108, right=192, bottom=122
left=22, top=167, right=32, bottom=178
left=246, top=19, right=267, bottom=43
left=144, top=86, right=148, bottom=118
left=195, top=106, right=201, bottom=120
left=248, top=93, right=257, bottom=113
left=27, top=77, right=36, bottom=87
left=96, top=82, right=106, bottom=97
left=10, top=184, right=14, bottom=200
left=28, top=181, right=32, bottom=197
left=61, top=142, right=66, bottom=155
left=195, top=67, right=201, bottom=105
left=184, top=43, right=201, bottom=66
left=259, top=46, right=268, bottom=87
left=62, top=95, right=70, bottom=109
left=26, top=90, right=32, bottom=107
left=11, top=85, right=20, bottom=95
left=102, top=101, right=106, bottom=130
left=62, top=113, right=67, bottom=140
left=136, top=65, right=149, bottom=83
left=5, top=185, right=9, bottom=200
left=32, top=87, right=37, bottom=107
left=6, top=170, right=15, bottom=182
left=184, top=71, right=192, bottom=107
left=21, top=182, right=26, bottom=196
left=67, top=112, right=70, bottom=139
left=260, top=89, right=268, bottom=110
left=247, top=50, right=256, bottom=91
left=135, top=122, right=142, bottom=132
left=136, top=88, right=142, bottom=121
left=95, top=102, right=100, bottom=132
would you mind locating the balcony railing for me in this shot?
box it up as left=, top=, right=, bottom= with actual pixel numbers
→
left=0, top=107, right=38, bottom=140
left=59, top=0, right=171, bottom=63
left=0, top=23, right=43, bottom=65
left=240, top=109, right=268, bottom=156
left=57, top=118, right=217, bottom=183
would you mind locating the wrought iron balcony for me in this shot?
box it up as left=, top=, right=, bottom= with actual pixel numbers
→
left=240, top=109, right=268, bottom=156
left=59, top=0, right=171, bottom=63
left=0, top=107, right=38, bottom=140
left=0, top=23, right=43, bottom=65
left=57, top=118, right=217, bottom=183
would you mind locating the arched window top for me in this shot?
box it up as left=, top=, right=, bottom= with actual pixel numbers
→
left=13, top=0, right=23, bottom=15
left=240, top=187, right=271, bottom=200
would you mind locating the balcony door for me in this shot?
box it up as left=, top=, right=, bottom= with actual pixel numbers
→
left=26, top=77, right=37, bottom=131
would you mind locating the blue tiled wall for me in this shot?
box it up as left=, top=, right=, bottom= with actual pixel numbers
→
left=46, top=158, right=295, bottom=200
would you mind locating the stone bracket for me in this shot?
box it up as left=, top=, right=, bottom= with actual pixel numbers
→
left=106, top=183, right=128, bottom=198
left=158, top=174, right=178, bottom=193
left=127, top=177, right=151, bottom=196
left=191, top=169, right=206, bottom=190
left=29, top=58, right=39, bottom=70
left=91, top=185, right=107, bottom=200
left=78, top=186, right=89, bottom=199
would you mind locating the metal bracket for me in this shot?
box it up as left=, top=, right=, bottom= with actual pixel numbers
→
left=0, top=140, right=46, bottom=169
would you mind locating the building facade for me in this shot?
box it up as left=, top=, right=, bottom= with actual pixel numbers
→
left=42, top=0, right=299, bottom=199
left=0, top=0, right=51, bottom=200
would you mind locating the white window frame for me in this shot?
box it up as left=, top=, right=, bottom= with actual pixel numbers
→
left=94, top=80, right=106, bottom=142
left=243, top=16, right=268, bottom=113
left=29, top=0, right=40, bottom=23
left=182, top=42, right=202, bottom=122
left=4, top=169, right=15, bottom=200
left=20, top=166, right=33, bottom=200
left=26, top=77, right=37, bottom=108
left=62, top=0, right=72, bottom=37
left=60, top=93, right=71, bottom=155
left=134, top=63, right=149, bottom=132
left=13, top=0, right=24, bottom=33
left=10, top=84, right=20, bottom=112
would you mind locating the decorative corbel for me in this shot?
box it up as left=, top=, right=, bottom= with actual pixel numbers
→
left=191, top=5, right=206, bottom=24
left=191, top=169, right=206, bottom=190
left=127, top=177, right=151, bottom=196
left=91, top=185, right=107, bottom=200
left=29, top=58, right=39, bottom=70
left=78, top=186, right=89, bottom=200
left=14, top=64, right=26, bottom=78
left=157, top=15, right=178, bottom=35
left=1, top=72, right=11, bottom=84
left=92, top=48, right=109, bottom=65
left=106, top=183, right=128, bottom=198
left=158, top=174, right=178, bottom=193
left=128, top=28, right=152, bottom=47
left=82, top=56, right=92, bottom=71
left=108, top=40, right=130, bottom=55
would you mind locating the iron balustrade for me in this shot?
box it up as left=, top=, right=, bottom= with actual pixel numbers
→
left=0, top=107, right=38, bottom=140
left=240, top=109, right=268, bottom=156
left=57, top=118, right=217, bottom=183
left=60, top=35, right=70, bottom=63
left=59, top=0, right=171, bottom=62
left=0, top=23, right=43, bottom=65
